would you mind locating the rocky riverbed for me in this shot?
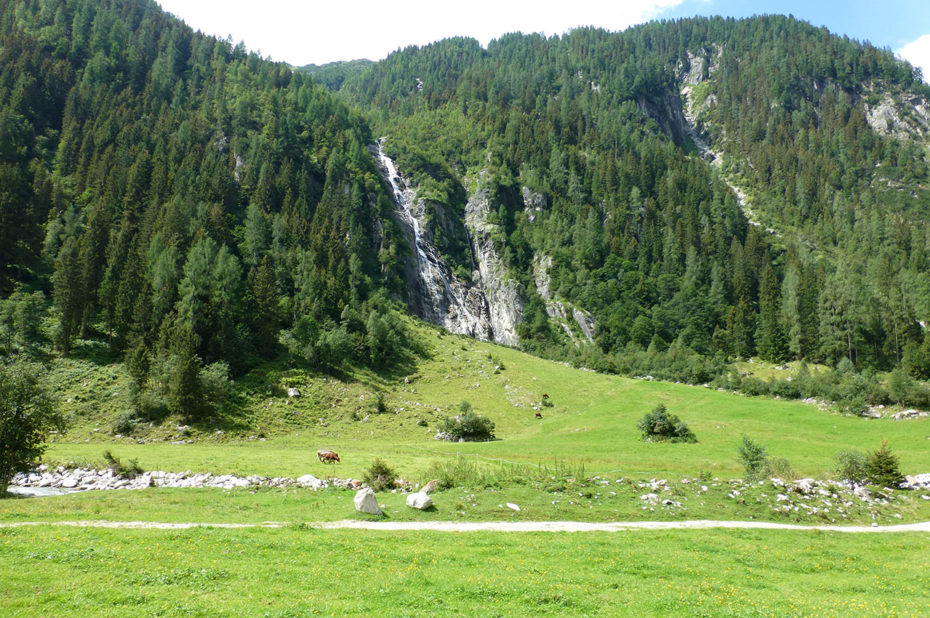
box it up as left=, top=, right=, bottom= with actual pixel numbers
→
left=8, top=464, right=401, bottom=493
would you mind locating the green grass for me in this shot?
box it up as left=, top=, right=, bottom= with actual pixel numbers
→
left=6, top=321, right=930, bottom=614
left=2, top=525, right=928, bottom=616
left=3, top=477, right=930, bottom=526
left=45, top=323, right=930, bottom=482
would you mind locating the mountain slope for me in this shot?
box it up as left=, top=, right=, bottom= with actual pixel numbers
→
left=3, top=3, right=930, bottom=416
left=336, top=18, right=930, bottom=372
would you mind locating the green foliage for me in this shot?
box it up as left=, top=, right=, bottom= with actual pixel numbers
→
left=866, top=440, right=905, bottom=489
left=833, top=449, right=869, bottom=483
left=737, top=436, right=769, bottom=481
left=637, top=404, right=697, bottom=443
left=0, top=359, right=63, bottom=492
left=440, top=407, right=496, bottom=442
left=102, top=450, right=143, bottom=479
left=362, top=458, right=397, bottom=492
left=112, top=410, right=139, bottom=435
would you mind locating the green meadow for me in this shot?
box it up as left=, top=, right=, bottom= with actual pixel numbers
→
left=43, top=325, right=930, bottom=482
left=3, top=526, right=929, bottom=616
left=4, top=324, right=930, bottom=615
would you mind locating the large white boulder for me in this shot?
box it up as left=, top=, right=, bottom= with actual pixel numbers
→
left=406, top=491, right=433, bottom=510
left=354, top=488, right=382, bottom=515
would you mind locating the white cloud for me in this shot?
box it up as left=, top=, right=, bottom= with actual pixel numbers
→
left=156, top=0, right=685, bottom=66
left=898, top=34, right=930, bottom=83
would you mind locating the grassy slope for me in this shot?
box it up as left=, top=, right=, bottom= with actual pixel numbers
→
left=44, top=321, right=930, bottom=481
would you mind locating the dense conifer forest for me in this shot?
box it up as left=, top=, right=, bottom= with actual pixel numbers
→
left=3, top=0, right=930, bottom=416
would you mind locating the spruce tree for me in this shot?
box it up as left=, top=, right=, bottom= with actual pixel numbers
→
left=866, top=440, right=905, bottom=489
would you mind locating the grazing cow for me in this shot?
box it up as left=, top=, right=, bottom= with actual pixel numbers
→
left=317, top=450, right=340, bottom=463
left=542, top=393, right=549, bottom=399
left=535, top=412, right=543, bottom=419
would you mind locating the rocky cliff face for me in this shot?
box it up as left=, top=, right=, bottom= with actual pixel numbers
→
left=862, top=87, right=930, bottom=144
left=531, top=254, right=596, bottom=345
left=464, top=178, right=523, bottom=346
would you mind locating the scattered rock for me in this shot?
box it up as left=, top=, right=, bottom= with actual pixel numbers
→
left=296, top=474, right=323, bottom=489
left=406, top=492, right=433, bottom=510
left=421, top=479, right=439, bottom=494
left=505, top=502, right=520, bottom=511
left=354, top=488, right=382, bottom=515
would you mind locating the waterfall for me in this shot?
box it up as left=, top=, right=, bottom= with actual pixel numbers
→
left=372, top=138, right=493, bottom=341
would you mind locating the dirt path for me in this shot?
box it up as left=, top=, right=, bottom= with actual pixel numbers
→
left=3, top=519, right=930, bottom=533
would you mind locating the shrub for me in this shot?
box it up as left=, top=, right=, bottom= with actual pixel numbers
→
left=199, top=362, right=231, bottom=409
left=833, top=449, right=869, bottom=483
left=0, top=359, right=63, bottom=493
left=440, top=410, right=496, bottom=441
left=112, top=410, right=139, bottom=435
left=866, top=440, right=905, bottom=489
left=637, top=404, right=697, bottom=443
left=374, top=391, right=388, bottom=414
left=737, top=435, right=769, bottom=481
left=363, top=458, right=397, bottom=492
left=766, top=457, right=795, bottom=481
left=102, top=450, right=143, bottom=479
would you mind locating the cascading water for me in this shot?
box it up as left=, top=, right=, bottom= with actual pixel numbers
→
left=372, top=138, right=493, bottom=340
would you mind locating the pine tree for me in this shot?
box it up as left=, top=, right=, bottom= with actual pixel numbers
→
left=52, top=236, right=83, bottom=355
left=866, top=440, right=905, bottom=489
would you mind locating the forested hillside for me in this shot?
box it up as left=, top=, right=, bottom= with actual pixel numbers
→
left=3, top=0, right=930, bottom=420
left=337, top=17, right=930, bottom=376
left=0, top=0, right=413, bottom=419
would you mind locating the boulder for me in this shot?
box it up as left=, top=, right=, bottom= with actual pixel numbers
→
left=354, top=488, right=382, bottom=515
left=421, top=479, right=440, bottom=494
left=287, top=387, right=301, bottom=398
left=406, top=491, right=433, bottom=510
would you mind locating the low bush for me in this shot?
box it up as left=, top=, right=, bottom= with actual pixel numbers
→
left=363, top=458, right=397, bottom=492
left=833, top=449, right=869, bottom=483
left=766, top=457, right=795, bottom=480
left=440, top=402, right=495, bottom=441
left=637, top=404, right=697, bottom=443
left=112, top=410, right=139, bottom=435
left=103, top=450, right=143, bottom=479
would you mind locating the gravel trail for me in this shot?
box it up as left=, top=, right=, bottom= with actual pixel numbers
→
left=3, top=519, right=930, bottom=533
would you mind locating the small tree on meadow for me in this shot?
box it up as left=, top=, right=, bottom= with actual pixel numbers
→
left=737, top=435, right=768, bottom=481
left=866, top=440, right=905, bottom=489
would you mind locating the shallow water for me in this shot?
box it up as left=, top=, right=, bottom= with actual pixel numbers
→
left=6, top=486, right=79, bottom=497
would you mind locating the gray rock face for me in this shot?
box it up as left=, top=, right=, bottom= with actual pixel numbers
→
left=405, top=491, right=433, bottom=510
left=465, top=185, right=523, bottom=346
left=354, top=487, right=383, bottom=515
left=532, top=254, right=595, bottom=344
left=863, top=90, right=930, bottom=141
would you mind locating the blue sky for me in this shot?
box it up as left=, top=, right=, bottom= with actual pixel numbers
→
left=660, top=0, right=930, bottom=50
left=155, top=1, right=930, bottom=78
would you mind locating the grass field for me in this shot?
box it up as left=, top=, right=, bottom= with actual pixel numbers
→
left=5, top=322, right=930, bottom=615
left=44, top=324, right=930, bottom=482
left=3, top=525, right=929, bottom=616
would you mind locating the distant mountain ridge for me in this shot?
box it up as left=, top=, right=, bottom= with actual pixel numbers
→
left=3, top=1, right=930, bottom=394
